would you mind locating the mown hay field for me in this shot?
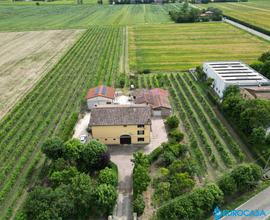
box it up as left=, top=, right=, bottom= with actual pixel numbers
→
left=0, top=4, right=179, bottom=31
left=129, top=22, right=270, bottom=71
left=206, top=0, right=270, bottom=32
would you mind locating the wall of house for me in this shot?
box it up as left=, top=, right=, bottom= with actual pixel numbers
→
left=91, top=124, right=151, bottom=145
left=87, top=97, right=114, bottom=109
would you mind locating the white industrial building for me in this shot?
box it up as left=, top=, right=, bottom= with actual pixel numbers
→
left=203, top=61, right=269, bottom=98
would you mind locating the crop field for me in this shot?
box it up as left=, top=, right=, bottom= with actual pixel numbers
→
left=138, top=73, right=248, bottom=179
left=0, top=29, right=83, bottom=119
left=129, top=22, right=270, bottom=72
left=205, top=0, right=270, bottom=32
left=0, top=26, right=124, bottom=219
left=0, top=4, right=179, bottom=31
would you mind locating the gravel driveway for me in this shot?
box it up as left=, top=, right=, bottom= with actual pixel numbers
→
left=109, top=118, right=168, bottom=220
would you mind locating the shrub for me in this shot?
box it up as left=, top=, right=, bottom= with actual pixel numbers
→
left=156, top=183, right=224, bottom=220
left=217, top=174, right=237, bottom=196
left=94, top=184, right=117, bottom=215
left=98, top=167, right=118, bottom=187
left=133, top=194, right=145, bottom=216
left=168, top=129, right=184, bottom=143
left=133, top=165, right=150, bottom=196
left=165, top=115, right=179, bottom=129
left=148, top=146, right=163, bottom=163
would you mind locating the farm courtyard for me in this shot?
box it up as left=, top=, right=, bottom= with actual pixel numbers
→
left=0, top=1, right=270, bottom=220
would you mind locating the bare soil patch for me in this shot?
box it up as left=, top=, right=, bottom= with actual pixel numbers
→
left=0, top=29, right=84, bottom=119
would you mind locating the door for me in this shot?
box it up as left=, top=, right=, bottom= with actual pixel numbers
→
left=120, top=135, right=131, bottom=144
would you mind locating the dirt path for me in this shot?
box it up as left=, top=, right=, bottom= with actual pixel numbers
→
left=0, top=29, right=84, bottom=119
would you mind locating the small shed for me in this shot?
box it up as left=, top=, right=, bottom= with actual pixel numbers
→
left=86, top=85, right=115, bottom=109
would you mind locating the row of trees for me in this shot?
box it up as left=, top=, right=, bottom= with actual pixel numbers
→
left=251, top=51, right=270, bottom=80
left=23, top=138, right=118, bottom=219
left=222, top=86, right=270, bottom=147
left=156, top=163, right=262, bottom=219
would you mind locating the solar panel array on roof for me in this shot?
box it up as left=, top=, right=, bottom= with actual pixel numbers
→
left=102, top=86, right=107, bottom=95
left=94, top=87, right=100, bottom=96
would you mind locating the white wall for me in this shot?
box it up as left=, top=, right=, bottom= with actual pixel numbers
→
left=87, top=96, right=114, bottom=109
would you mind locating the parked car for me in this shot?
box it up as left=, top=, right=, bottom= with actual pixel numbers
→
left=80, top=135, right=88, bottom=144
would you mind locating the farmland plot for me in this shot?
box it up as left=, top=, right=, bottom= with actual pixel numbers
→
left=0, top=26, right=123, bottom=219
left=0, top=4, right=172, bottom=31
left=0, top=29, right=84, bottom=119
left=138, top=73, right=247, bottom=179
left=205, top=0, right=270, bottom=32
left=129, top=22, right=270, bottom=71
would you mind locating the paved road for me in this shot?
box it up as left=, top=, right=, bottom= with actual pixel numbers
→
left=109, top=118, right=168, bottom=220
left=222, top=186, right=270, bottom=220
left=224, top=18, right=270, bottom=42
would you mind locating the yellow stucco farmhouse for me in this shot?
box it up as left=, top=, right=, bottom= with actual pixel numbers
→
left=89, top=105, right=151, bottom=145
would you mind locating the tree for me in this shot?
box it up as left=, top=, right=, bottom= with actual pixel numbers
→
left=259, top=51, right=270, bottom=63
left=64, top=138, right=83, bottom=161
left=24, top=186, right=73, bottom=220
left=49, top=166, right=79, bottom=188
left=67, top=173, right=95, bottom=218
left=231, top=163, right=263, bottom=192
left=165, top=115, right=179, bottom=129
left=250, top=61, right=264, bottom=73
left=41, top=137, right=65, bottom=160
left=94, top=184, right=117, bottom=215
left=261, top=61, right=270, bottom=78
left=78, top=139, right=109, bottom=172
left=98, top=167, right=118, bottom=187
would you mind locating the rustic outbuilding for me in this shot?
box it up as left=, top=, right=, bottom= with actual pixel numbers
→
left=86, top=85, right=115, bottom=109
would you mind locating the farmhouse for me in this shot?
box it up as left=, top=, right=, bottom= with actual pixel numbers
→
left=133, top=88, right=172, bottom=117
left=203, top=61, right=269, bottom=98
left=89, top=105, right=151, bottom=145
left=86, top=85, right=115, bottom=109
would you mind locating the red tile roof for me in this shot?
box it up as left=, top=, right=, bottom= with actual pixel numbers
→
left=86, top=85, right=115, bottom=100
left=150, top=88, right=169, bottom=97
left=135, top=88, right=171, bottom=109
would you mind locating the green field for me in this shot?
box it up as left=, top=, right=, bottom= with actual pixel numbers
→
left=205, top=0, right=270, bottom=32
left=0, top=26, right=124, bottom=219
left=129, top=22, right=270, bottom=71
left=0, top=4, right=179, bottom=31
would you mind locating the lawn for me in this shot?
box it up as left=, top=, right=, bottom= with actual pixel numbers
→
left=129, top=22, right=270, bottom=71
left=0, top=4, right=174, bottom=31
left=204, top=0, right=270, bottom=32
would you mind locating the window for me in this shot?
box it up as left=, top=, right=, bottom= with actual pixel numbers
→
left=137, top=125, right=144, bottom=128
left=138, top=138, right=144, bottom=142
left=106, top=102, right=111, bottom=104
left=105, top=138, right=108, bottom=141
left=113, top=138, right=116, bottom=140
left=137, top=130, right=144, bottom=135
left=123, top=125, right=127, bottom=127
